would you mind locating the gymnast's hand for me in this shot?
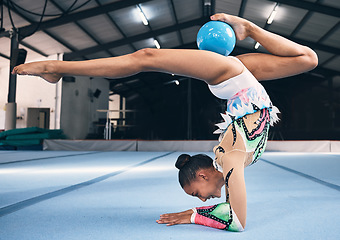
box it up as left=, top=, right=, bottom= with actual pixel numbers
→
left=156, top=209, right=193, bottom=226
left=210, top=13, right=253, bottom=41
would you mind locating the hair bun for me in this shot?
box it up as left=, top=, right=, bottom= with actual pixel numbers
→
left=175, top=154, right=191, bottom=170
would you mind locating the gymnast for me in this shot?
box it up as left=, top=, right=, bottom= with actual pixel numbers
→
left=12, top=13, right=318, bottom=231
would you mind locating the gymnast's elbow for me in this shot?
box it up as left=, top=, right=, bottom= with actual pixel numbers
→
left=240, top=219, right=246, bottom=232
left=229, top=211, right=246, bottom=232
left=226, top=222, right=245, bottom=232
left=235, top=208, right=246, bottom=231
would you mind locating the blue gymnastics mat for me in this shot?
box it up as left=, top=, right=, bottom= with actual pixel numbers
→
left=0, top=151, right=339, bottom=240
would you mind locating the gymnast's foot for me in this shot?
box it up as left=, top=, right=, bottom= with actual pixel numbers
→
left=12, top=61, right=62, bottom=83
left=210, top=13, right=253, bottom=41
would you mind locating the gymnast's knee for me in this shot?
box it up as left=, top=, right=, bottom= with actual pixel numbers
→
left=132, top=48, right=159, bottom=71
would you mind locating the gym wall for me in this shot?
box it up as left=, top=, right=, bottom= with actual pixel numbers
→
left=0, top=54, right=61, bottom=130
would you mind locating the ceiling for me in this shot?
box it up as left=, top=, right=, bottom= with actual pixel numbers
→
left=0, top=0, right=340, bottom=105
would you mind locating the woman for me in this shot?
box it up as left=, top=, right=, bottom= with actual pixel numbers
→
left=13, top=13, right=318, bottom=231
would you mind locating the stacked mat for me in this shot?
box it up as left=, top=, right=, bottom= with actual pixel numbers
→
left=0, top=127, right=66, bottom=150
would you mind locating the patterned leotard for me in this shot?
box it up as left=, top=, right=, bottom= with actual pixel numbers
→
left=209, top=56, right=280, bottom=166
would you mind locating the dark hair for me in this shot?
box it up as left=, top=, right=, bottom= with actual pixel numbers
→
left=175, top=153, right=214, bottom=188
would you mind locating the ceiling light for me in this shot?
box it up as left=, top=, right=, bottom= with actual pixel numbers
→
left=154, top=39, right=161, bottom=49
left=175, top=80, right=180, bottom=85
left=137, top=5, right=149, bottom=26
left=267, top=3, right=279, bottom=24
left=254, top=42, right=260, bottom=49
left=204, top=0, right=211, bottom=6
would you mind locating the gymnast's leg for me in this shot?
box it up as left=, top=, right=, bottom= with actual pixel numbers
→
left=12, top=48, right=243, bottom=85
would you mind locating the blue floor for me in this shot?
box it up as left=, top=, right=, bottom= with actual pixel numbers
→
left=0, top=151, right=339, bottom=240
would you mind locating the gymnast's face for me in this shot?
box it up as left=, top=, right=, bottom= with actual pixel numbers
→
left=183, top=168, right=224, bottom=202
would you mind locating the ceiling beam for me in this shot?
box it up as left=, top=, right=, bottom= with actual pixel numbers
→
left=211, top=0, right=216, bottom=14
left=1, top=4, right=51, bottom=56
left=268, top=0, right=340, bottom=18
left=288, top=35, right=340, bottom=55
left=18, top=0, right=153, bottom=38
left=169, top=0, right=184, bottom=46
left=94, top=0, right=137, bottom=52
left=0, top=30, right=10, bottom=38
left=202, top=0, right=215, bottom=17
left=0, top=52, right=10, bottom=60
left=0, top=36, right=49, bottom=58
left=289, top=6, right=313, bottom=37
left=50, top=0, right=114, bottom=58
left=317, top=54, right=340, bottom=73
left=238, top=0, right=247, bottom=17
left=318, top=21, right=340, bottom=44
left=2, top=3, right=76, bottom=56
left=64, top=17, right=207, bottom=60
left=312, top=66, right=340, bottom=77
left=20, top=41, right=48, bottom=57
left=66, top=18, right=340, bottom=61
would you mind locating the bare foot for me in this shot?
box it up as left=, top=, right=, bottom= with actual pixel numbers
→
left=12, top=61, right=62, bottom=84
left=210, top=13, right=253, bottom=41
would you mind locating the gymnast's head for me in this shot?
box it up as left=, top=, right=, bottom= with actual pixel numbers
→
left=175, top=154, right=225, bottom=202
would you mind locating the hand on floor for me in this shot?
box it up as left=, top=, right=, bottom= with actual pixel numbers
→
left=156, top=209, right=193, bottom=226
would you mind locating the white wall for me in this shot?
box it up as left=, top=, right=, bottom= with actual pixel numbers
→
left=0, top=54, right=109, bottom=138
left=60, top=76, right=109, bottom=139
left=0, top=54, right=62, bottom=130
left=109, top=94, right=126, bottom=126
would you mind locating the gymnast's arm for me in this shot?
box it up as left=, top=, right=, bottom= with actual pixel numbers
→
left=156, top=158, right=247, bottom=232
left=210, top=13, right=318, bottom=81
left=222, top=151, right=247, bottom=229
left=156, top=151, right=247, bottom=231
left=190, top=151, right=247, bottom=232
left=157, top=151, right=247, bottom=232
left=187, top=123, right=248, bottom=231
left=157, top=128, right=247, bottom=231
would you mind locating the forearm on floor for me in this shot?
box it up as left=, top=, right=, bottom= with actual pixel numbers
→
left=191, top=202, right=244, bottom=232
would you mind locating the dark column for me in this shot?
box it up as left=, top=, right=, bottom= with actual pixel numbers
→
left=8, top=30, right=19, bottom=103
left=328, top=76, right=335, bottom=130
left=187, top=79, right=192, bottom=140
left=5, top=30, right=19, bottom=130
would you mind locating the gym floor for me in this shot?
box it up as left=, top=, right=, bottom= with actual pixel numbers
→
left=0, top=151, right=339, bottom=240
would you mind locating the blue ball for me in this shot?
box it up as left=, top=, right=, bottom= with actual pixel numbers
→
left=197, top=21, right=236, bottom=56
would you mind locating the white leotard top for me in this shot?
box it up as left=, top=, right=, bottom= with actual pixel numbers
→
left=207, top=56, right=280, bottom=135
left=208, top=56, right=259, bottom=99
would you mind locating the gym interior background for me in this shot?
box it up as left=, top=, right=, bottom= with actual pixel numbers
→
left=0, top=0, right=339, bottom=141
